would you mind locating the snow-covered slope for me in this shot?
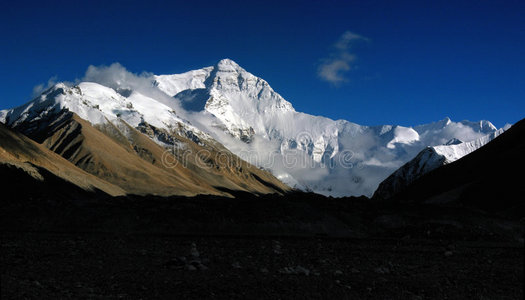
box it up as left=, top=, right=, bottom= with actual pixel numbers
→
left=433, top=127, right=509, bottom=162
left=156, top=59, right=296, bottom=142
left=154, top=59, right=500, bottom=196
left=0, top=80, right=291, bottom=196
left=1, top=82, right=211, bottom=145
left=373, top=126, right=510, bottom=200
left=1, top=59, right=502, bottom=197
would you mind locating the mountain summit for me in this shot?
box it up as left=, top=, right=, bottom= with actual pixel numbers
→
left=154, top=59, right=295, bottom=141
left=153, top=59, right=500, bottom=196
left=215, top=58, right=244, bottom=71
left=1, top=59, right=501, bottom=196
left=0, top=77, right=291, bottom=197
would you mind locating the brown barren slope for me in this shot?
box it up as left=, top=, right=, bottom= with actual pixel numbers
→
left=12, top=111, right=290, bottom=196
left=0, top=122, right=125, bottom=196
left=124, top=120, right=291, bottom=194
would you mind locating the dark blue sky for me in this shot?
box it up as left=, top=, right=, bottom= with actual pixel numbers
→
left=1, top=0, right=523, bottom=127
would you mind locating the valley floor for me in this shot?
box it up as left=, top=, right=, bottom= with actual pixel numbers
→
left=1, top=192, right=523, bottom=299
left=1, top=232, right=522, bottom=299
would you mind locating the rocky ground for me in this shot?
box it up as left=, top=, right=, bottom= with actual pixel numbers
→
left=1, top=192, right=523, bottom=299
left=1, top=233, right=522, bottom=299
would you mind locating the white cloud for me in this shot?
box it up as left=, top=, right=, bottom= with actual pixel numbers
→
left=32, top=76, right=58, bottom=97
left=317, top=31, right=368, bottom=85
left=81, top=63, right=185, bottom=116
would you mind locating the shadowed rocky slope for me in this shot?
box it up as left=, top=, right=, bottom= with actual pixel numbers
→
left=377, top=118, right=525, bottom=218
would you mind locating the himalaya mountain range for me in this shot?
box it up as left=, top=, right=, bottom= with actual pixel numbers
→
left=0, top=59, right=509, bottom=197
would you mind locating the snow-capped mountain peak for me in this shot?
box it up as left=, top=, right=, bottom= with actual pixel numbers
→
left=154, top=59, right=295, bottom=141
left=156, top=59, right=295, bottom=112
left=150, top=59, right=503, bottom=196
left=1, top=60, right=503, bottom=197
left=1, top=81, right=212, bottom=147
left=215, top=58, right=244, bottom=72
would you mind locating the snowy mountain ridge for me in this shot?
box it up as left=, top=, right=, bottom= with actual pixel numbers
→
left=433, top=126, right=509, bottom=162
left=373, top=126, right=509, bottom=200
left=1, top=59, right=502, bottom=196
left=153, top=59, right=499, bottom=196
left=0, top=82, right=213, bottom=148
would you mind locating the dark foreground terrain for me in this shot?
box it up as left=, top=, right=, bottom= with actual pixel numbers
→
left=2, top=118, right=524, bottom=298
left=2, top=232, right=522, bottom=299
left=1, top=192, right=523, bottom=299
